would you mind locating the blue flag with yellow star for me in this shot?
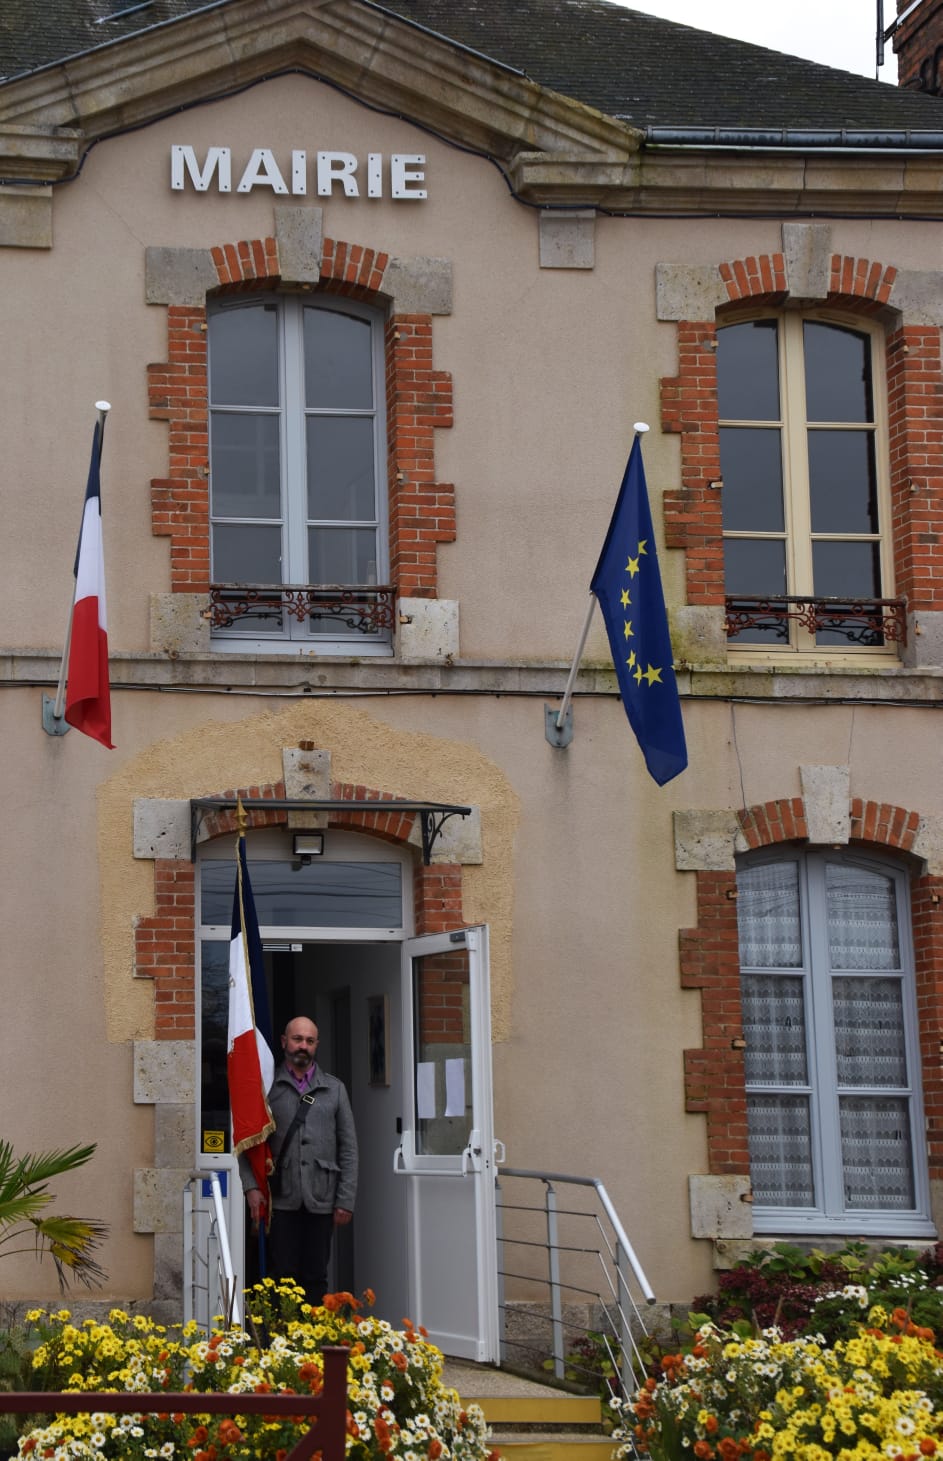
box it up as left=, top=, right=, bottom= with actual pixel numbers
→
left=590, top=436, right=687, bottom=785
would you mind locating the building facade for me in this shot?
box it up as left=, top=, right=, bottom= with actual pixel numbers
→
left=4, top=0, right=943, bottom=1353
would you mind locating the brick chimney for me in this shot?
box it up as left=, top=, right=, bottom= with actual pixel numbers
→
left=894, top=0, right=943, bottom=94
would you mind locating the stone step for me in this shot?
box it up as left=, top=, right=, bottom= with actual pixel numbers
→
left=444, top=1363, right=612, bottom=1461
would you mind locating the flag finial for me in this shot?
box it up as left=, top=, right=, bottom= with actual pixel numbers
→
left=236, top=796, right=248, bottom=835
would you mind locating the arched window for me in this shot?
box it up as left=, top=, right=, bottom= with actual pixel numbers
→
left=736, top=848, right=933, bottom=1235
left=719, top=314, right=895, bottom=654
left=207, top=293, right=390, bottom=652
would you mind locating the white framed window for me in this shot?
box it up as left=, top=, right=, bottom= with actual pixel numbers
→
left=207, top=294, right=391, bottom=653
left=736, top=848, right=933, bottom=1236
left=719, top=313, right=899, bottom=656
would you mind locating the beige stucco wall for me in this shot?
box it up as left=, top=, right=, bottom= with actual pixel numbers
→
left=5, top=61, right=943, bottom=1311
left=6, top=673, right=943, bottom=1302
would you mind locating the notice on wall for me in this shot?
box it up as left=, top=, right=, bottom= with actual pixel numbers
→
left=417, top=1061, right=436, bottom=1119
left=445, top=1058, right=465, bottom=1117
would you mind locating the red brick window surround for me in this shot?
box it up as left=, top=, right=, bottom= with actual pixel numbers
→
left=660, top=251, right=943, bottom=640
left=681, top=796, right=943, bottom=1198
left=135, top=780, right=465, bottom=1040
left=147, top=232, right=455, bottom=614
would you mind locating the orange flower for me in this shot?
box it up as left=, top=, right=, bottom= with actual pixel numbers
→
left=705, top=1415, right=719, bottom=1434
left=363, top=1288, right=376, bottom=1305
left=921, top=1442, right=938, bottom=1456
left=217, top=1420, right=242, bottom=1445
left=428, top=1442, right=443, bottom=1460
left=693, top=1443, right=714, bottom=1460
left=393, top=1352, right=408, bottom=1370
left=189, top=1426, right=209, bottom=1447
left=718, top=1438, right=742, bottom=1461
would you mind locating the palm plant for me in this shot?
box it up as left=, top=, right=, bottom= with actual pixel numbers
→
left=0, top=1140, right=107, bottom=1288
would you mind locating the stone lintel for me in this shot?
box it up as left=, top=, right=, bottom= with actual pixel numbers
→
left=134, top=1040, right=196, bottom=1104
left=133, top=798, right=191, bottom=861
left=655, top=263, right=727, bottom=321
left=799, top=764, right=851, bottom=845
left=670, top=605, right=728, bottom=667
left=781, top=221, right=832, bottom=301
left=689, top=1174, right=753, bottom=1240
left=879, top=267, right=943, bottom=326
left=903, top=609, right=943, bottom=667
left=0, top=185, right=53, bottom=248
left=282, top=745, right=332, bottom=829
left=538, top=209, right=595, bottom=269
left=145, top=245, right=218, bottom=306
left=408, top=805, right=482, bottom=865
left=384, top=256, right=452, bottom=315
left=674, top=809, right=740, bottom=871
left=274, top=204, right=323, bottom=284
left=133, top=1167, right=191, bottom=1234
left=155, top=1103, right=196, bottom=1169
left=397, top=597, right=459, bottom=663
left=912, top=815, right=943, bottom=876
left=149, top=593, right=211, bottom=656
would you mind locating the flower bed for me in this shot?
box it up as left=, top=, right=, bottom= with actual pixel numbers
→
left=616, top=1306, right=943, bottom=1460
left=8, top=1284, right=494, bottom=1461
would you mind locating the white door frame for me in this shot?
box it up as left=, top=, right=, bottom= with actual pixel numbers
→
left=396, top=925, right=500, bottom=1363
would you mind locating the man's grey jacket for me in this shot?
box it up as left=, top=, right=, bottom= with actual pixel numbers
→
left=241, top=1064, right=358, bottom=1214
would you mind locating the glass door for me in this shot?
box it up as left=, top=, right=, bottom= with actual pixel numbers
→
left=396, top=926, right=500, bottom=1361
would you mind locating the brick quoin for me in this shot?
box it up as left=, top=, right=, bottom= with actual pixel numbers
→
left=148, top=233, right=455, bottom=602
left=681, top=795, right=943, bottom=1181
left=660, top=253, right=943, bottom=619
left=137, top=778, right=466, bottom=1039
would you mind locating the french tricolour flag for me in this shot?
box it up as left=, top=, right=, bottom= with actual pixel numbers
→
left=64, top=420, right=113, bottom=748
left=228, top=830, right=275, bottom=1217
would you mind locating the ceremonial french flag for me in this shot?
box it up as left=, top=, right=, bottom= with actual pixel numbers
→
left=228, top=829, right=275, bottom=1216
left=64, top=419, right=113, bottom=748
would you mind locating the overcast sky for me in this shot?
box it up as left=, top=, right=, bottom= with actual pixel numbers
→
left=614, top=1, right=895, bottom=82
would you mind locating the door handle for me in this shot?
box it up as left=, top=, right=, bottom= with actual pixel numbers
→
left=493, top=1139, right=506, bottom=1165
left=393, top=1144, right=406, bottom=1174
left=461, top=1128, right=482, bottom=1176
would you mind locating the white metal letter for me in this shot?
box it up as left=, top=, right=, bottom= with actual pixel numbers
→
left=292, top=150, right=307, bottom=195
left=171, top=145, right=232, bottom=193
left=390, top=154, right=427, bottom=199
left=367, top=153, right=383, bottom=198
left=317, top=151, right=360, bottom=197
left=237, top=149, right=289, bottom=194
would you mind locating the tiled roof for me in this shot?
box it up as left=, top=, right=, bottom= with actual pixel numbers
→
left=4, top=0, right=943, bottom=133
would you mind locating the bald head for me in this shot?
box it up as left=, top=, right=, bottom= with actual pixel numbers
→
left=282, top=1016, right=319, bottom=1073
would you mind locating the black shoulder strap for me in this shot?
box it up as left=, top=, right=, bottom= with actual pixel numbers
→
left=275, top=1089, right=318, bottom=1166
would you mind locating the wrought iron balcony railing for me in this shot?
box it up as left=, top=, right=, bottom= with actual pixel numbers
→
left=206, top=584, right=396, bottom=635
left=725, top=595, right=907, bottom=648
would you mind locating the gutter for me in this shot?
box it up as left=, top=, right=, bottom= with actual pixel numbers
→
left=643, top=126, right=943, bottom=153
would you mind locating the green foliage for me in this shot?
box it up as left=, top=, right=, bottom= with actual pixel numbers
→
left=692, top=1239, right=943, bottom=1343
left=0, top=1141, right=107, bottom=1289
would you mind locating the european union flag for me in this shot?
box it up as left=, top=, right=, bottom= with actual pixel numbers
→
left=590, top=436, right=687, bottom=785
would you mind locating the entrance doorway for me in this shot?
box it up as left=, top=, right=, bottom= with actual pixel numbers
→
left=195, top=831, right=500, bottom=1358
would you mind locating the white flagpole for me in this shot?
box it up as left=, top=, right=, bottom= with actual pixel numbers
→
left=549, top=422, right=650, bottom=741
left=555, top=594, right=597, bottom=732
left=47, top=402, right=111, bottom=728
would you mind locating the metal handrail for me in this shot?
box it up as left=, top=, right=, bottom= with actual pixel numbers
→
left=496, top=1167, right=656, bottom=1412
left=184, top=1169, right=240, bottom=1331
left=501, top=1168, right=655, bottom=1304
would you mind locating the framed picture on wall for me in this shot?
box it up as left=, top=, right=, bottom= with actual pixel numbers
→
left=368, top=994, right=390, bottom=1086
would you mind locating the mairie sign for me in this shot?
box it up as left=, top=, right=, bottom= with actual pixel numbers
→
left=171, top=145, right=428, bottom=198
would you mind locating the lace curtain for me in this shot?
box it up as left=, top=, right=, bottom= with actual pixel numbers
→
left=738, top=856, right=914, bottom=1214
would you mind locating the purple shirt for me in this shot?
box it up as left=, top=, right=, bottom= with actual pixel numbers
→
left=288, top=1062, right=317, bottom=1094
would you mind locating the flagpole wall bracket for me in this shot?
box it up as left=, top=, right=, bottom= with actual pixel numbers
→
left=545, top=703, right=573, bottom=749
left=42, top=694, right=70, bottom=736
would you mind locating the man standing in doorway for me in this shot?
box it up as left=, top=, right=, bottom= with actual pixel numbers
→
left=240, top=1015, right=358, bottom=1306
